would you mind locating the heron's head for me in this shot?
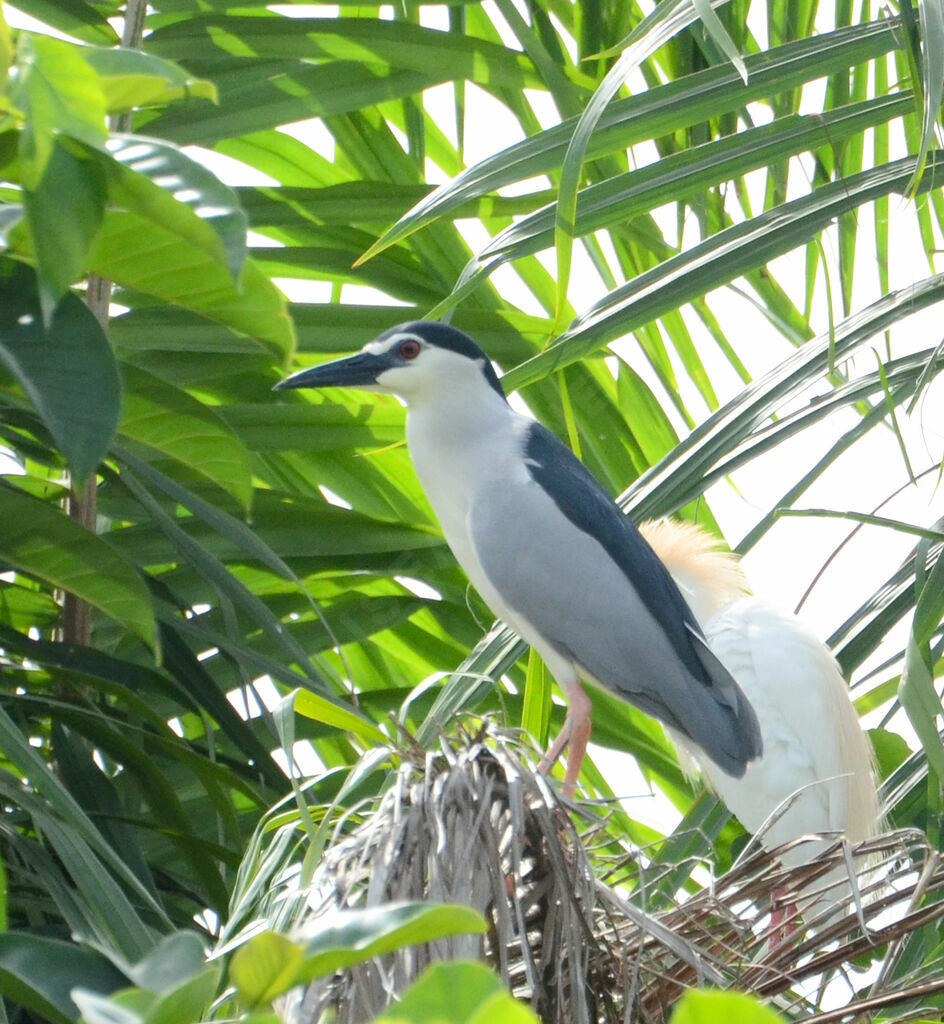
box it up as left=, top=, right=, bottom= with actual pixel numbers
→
left=274, top=321, right=506, bottom=404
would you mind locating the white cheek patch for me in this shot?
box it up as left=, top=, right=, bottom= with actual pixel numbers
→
left=374, top=364, right=412, bottom=391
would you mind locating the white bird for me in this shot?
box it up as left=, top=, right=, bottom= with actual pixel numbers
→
left=641, top=518, right=883, bottom=931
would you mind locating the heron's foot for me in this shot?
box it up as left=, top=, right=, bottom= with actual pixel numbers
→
left=538, top=717, right=572, bottom=776
left=538, top=711, right=592, bottom=799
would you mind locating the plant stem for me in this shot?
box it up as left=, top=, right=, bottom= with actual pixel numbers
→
left=61, top=0, right=147, bottom=645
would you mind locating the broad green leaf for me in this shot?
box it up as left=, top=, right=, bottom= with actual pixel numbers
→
left=216, top=128, right=344, bottom=188
left=139, top=965, right=220, bottom=1024
left=230, top=932, right=303, bottom=1009
left=23, top=140, right=105, bottom=319
left=0, top=934, right=127, bottom=1024
left=669, top=989, right=787, bottom=1024
left=0, top=483, right=155, bottom=647
left=111, top=306, right=273, bottom=356
left=73, top=988, right=147, bottom=1024
left=87, top=211, right=293, bottom=359
left=0, top=580, right=59, bottom=629
left=0, top=262, right=120, bottom=486
left=3, top=0, right=119, bottom=45
left=373, top=961, right=539, bottom=1024
left=232, top=903, right=486, bottom=1004
left=97, top=134, right=247, bottom=279
left=119, top=363, right=253, bottom=510
left=220, top=401, right=404, bottom=453
left=251, top=245, right=444, bottom=308
left=0, top=7, right=12, bottom=80
left=81, top=47, right=216, bottom=111
left=7, top=33, right=107, bottom=188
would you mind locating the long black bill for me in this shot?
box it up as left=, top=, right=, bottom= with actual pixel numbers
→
left=273, top=350, right=394, bottom=391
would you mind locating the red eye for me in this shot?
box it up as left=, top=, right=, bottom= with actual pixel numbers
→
left=399, top=339, right=421, bottom=360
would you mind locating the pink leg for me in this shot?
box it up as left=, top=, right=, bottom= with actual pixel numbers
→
left=538, top=683, right=592, bottom=797
left=769, top=886, right=798, bottom=948
left=562, top=712, right=592, bottom=797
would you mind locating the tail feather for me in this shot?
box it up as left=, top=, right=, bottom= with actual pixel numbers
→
left=685, top=625, right=763, bottom=776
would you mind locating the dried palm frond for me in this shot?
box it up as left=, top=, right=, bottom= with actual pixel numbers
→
left=279, top=723, right=944, bottom=1024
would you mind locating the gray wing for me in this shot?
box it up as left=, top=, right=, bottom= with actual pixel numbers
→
left=468, top=456, right=760, bottom=776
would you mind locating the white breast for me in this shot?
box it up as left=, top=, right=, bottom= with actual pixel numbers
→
left=407, top=392, right=520, bottom=582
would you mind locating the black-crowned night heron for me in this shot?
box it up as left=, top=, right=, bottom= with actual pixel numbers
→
left=275, top=321, right=763, bottom=790
left=641, top=518, right=882, bottom=934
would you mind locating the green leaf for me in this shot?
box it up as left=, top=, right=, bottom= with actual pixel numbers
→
left=504, top=155, right=944, bottom=390
left=693, top=0, right=747, bottom=80
left=141, top=965, right=220, bottom=1024
left=0, top=7, right=12, bottom=80
left=118, top=469, right=333, bottom=698
left=0, top=483, right=156, bottom=648
left=96, top=134, right=246, bottom=279
left=669, top=989, right=787, bottom=1024
left=0, top=761, right=163, bottom=960
left=87, top=212, right=293, bottom=359
left=119, top=364, right=253, bottom=510
left=3, top=0, right=119, bottom=45
left=521, top=649, right=550, bottom=748
left=361, top=22, right=898, bottom=259
left=899, top=545, right=944, bottom=782
left=776, top=508, right=944, bottom=543
left=81, top=47, right=216, bottom=111
left=142, top=62, right=455, bottom=147
left=373, top=961, right=539, bottom=1024
left=144, top=16, right=542, bottom=91
left=0, top=262, right=120, bottom=487
left=463, top=94, right=912, bottom=275
left=230, top=932, right=304, bottom=1010
left=293, top=689, right=388, bottom=745
left=909, top=0, right=944, bottom=192
left=0, top=934, right=127, bottom=1024
left=73, top=988, right=147, bottom=1024
left=123, top=932, right=208, bottom=992
left=869, top=727, right=912, bottom=781
left=221, top=400, right=405, bottom=453
left=232, top=903, right=487, bottom=1004
left=24, top=140, right=106, bottom=319
left=7, top=34, right=108, bottom=188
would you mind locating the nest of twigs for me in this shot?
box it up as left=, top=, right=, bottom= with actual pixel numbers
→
left=286, top=723, right=944, bottom=1024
